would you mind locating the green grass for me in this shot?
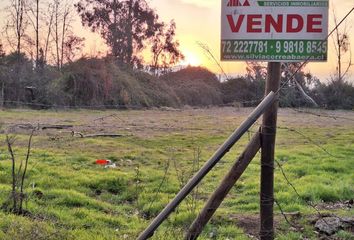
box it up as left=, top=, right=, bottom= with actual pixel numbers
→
left=0, top=108, right=353, bottom=239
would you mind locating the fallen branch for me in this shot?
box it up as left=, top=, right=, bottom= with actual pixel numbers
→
left=72, top=131, right=125, bottom=138
left=40, top=124, right=73, bottom=130
left=16, top=124, right=34, bottom=130
left=293, top=79, right=319, bottom=107
left=83, top=133, right=124, bottom=138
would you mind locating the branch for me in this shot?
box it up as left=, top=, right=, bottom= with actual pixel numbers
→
left=6, top=135, right=17, bottom=212
left=19, top=129, right=35, bottom=213
left=197, top=41, right=229, bottom=80
left=72, top=132, right=126, bottom=138
left=40, top=124, right=73, bottom=130
left=341, top=48, right=353, bottom=80
left=293, top=79, right=319, bottom=107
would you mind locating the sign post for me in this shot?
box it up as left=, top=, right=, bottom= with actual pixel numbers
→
left=221, top=0, right=328, bottom=239
left=260, top=62, right=281, bottom=240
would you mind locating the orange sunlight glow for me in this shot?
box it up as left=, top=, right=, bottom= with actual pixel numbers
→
left=182, top=50, right=202, bottom=66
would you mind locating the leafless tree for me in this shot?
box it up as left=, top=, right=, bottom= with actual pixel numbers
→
left=53, top=0, right=60, bottom=70
left=4, top=0, right=29, bottom=103
left=42, top=2, right=55, bottom=64
left=51, top=0, right=77, bottom=70
left=26, top=0, right=40, bottom=66
left=332, top=10, right=352, bottom=82
left=4, top=0, right=28, bottom=59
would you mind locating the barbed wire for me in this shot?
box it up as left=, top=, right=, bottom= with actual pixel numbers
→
left=276, top=7, right=354, bottom=94
left=2, top=98, right=266, bottom=109
left=276, top=126, right=342, bottom=158
left=274, top=160, right=333, bottom=226
left=146, top=155, right=171, bottom=216
left=2, top=107, right=352, bottom=239
left=2, top=100, right=146, bottom=110
left=291, top=108, right=354, bottom=122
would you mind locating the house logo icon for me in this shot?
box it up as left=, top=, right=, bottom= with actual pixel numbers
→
left=227, top=0, right=251, bottom=7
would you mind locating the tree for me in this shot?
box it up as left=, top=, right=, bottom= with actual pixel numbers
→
left=63, top=35, right=85, bottom=63
left=43, top=2, right=55, bottom=64
left=332, top=10, right=352, bottom=82
left=26, top=0, right=40, bottom=67
left=49, top=0, right=79, bottom=70
left=281, top=62, right=319, bottom=107
left=76, top=0, right=164, bottom=66
left=245, top=62, right=266, bottom=101
left=246, top=62, right=267, bottom=83
left=4, top=0, right=29, bottom=103
left=5, top=0, right=28, bottom=60
left=150, top=21, right=184, bottom=75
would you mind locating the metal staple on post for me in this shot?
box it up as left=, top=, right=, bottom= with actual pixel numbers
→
left=260, top=62, right=281, bottom=240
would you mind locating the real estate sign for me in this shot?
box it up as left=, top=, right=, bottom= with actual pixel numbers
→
left=221, top=0, right=329, bottom=62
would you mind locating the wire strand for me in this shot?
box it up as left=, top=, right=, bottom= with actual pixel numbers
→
left=276, top=7, right=354, bottom=95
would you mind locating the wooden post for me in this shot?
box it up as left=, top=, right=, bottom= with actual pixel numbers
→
left=185, top=131, right=261, bottom=240
left=260, top=62, right=281, bottom=240
left=137, top=92, right=276, bottom=240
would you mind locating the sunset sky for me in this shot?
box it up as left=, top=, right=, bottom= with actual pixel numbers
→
left=1, top=0, right=354, bottom=81
left=148, top=0, right=354, bottom=81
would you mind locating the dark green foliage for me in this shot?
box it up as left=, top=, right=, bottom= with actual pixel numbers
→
left=76, top=0, right=179, bottom=68
left=0, top=52, right=60, bottom=108
left=0, top=49, right=353, bottom=109
left=313, top=80, right=354, bottom=110
left=87, top=177, right=127, bottom=195
left=53, top=57, right=180, bottom=107
left=162, top=66, right=223, bottom=106
left=221, top=77, right=264, bottom=106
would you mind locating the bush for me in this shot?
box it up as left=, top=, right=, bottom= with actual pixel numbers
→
left=48, top=58, right=180, bottom=108
left=162, top=66, right=223, bottom=106
left=221, top=77, right=264, bottom=107
left=312, top=80, right=354, bottom=110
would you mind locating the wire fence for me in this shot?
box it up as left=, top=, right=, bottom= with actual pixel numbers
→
left=1, top=7, right=353, bottom=240
left=1, top=97, right=353, bottom=238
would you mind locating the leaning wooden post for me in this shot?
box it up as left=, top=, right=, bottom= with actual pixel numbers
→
left=137, top=92, right=276, bottom=240
left=185, top=131, right=261, bottom=240
left=260, top=62, right=281, bottom=240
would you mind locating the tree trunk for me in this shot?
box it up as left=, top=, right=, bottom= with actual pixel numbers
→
left=112, top=0, right=120, bottom=60
left=36, top=0, right=39, bottom=67
left=44, top=5, right=54, bottom=63
left=0, top=81, right=4, bottom=108
left=126, top=0, right=133, bottom=64
left=55, top=1, right=60, bottom=70
left=16, top=0, right=25, bottom=105
left=60, top=9, right=68, bottom=70
left=6, top=136, right=17, bottom=213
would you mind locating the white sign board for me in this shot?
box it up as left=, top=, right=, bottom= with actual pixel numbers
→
left=221, top=0, right=329, bottom=62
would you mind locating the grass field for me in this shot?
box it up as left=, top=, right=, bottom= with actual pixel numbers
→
left=0, top=108, right=353, bottom=240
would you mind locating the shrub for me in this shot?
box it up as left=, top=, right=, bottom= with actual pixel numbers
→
left=162, top=66, right=223, bottom=106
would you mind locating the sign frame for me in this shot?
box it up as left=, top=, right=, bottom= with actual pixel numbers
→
left=221, top=0, right=329, bottom=62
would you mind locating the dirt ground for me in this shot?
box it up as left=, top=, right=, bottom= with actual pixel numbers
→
left=0, top=107, right=353, bottom=239
left=1, top=107, right=354, bottom=138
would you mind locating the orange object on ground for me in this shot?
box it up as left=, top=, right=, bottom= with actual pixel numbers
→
left=96, top=159, right=112, bottom=165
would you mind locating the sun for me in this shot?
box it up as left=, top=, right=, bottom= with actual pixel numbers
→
left=182, top=51, right=202, bottom=66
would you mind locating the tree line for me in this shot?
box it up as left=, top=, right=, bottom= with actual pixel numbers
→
left=0, top=0, right=353, bottom=110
